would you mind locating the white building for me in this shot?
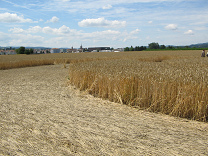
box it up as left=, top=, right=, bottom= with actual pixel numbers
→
left=50, top=48, right=60, bottom=53
left=7, top=50, right=16, bottom=55
left=0, top=50, right=16, bottom=55
left=0, top=50, right=5, bottom=55
left=60, top=49, right=67, bottom=53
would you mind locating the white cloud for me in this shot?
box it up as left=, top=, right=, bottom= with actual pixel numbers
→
left=54, top=0, right=70, bottom=2
left=81, top=30, right=122, bottom=43
left=9, top=25, right=79, bottom=36
left=0, top=31, right=10, bottom=44
left=42, top=26, right=55, bottom=34
left=93, top=30, right=120, bottom=36
left=5, top=24, right=143, bottom=47
left=0, top=32, right=45, bottom=47
left=148, top=21, right=153, bottom=24
left=165, top=24, right=178, bottom=30
left=9, top=34, right=45, bottom=47
left=56, top=25, right=78, bottom=35
left=102, top=4, right=112, bottom=9
left=9, top=27, right=24, bottom=33
left=0, top=12, right=33, bottom=23
left=27, top=26, right=42, bottom=33
left=78, top=17, right=126, bottom=28
left=184, top=30, right=194, bottom=35
left=81, top=28, right=140, bottom=44
left=130, top=28, right=141, bottom=34
left=58, top=25, right=71, bottom=34
left=46, top=16, right=59, bottom=23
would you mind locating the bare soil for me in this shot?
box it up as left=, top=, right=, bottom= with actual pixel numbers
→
left=0, top=65, right=208, bottom=156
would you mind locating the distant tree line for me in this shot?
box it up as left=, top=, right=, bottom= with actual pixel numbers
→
left=15, top=46, right=33, bottom=54
left=148, top=42, right=206, bottom=50
left=124, top=46, right=147, bottom=51
left=148, top=42, right=181, bottom=50
left=124, top=42, right=206, bottom=52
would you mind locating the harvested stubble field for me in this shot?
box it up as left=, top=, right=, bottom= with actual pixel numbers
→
left=1, top=51, right=208, bottom=155
left=1, top=51, right=208, bottom=121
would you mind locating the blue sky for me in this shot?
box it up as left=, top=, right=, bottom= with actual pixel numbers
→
left=0, top=0, right=208, bottom=48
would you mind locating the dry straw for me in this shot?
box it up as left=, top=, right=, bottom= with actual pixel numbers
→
left=0, top=60, right=54, bottom=70
left=0, top=54, right=74, bottom=70
left=1, top=51, right=207, bottom=121
left=69, top=51, right=208, bottom=122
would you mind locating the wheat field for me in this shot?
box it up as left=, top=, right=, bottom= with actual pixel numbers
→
left=68, top=50, right=208, bottom=122
left=1, top=51, right=208, bottom=121
left=1, top=65, right=208, bottom=155
left=0, top=52, right=120, bottom=70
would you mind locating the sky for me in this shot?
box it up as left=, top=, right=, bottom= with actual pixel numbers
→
left=0, top=0, right=208, bottom=48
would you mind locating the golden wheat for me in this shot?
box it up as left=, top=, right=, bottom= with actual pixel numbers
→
left=68, top=50, right=208, bottom=122
left=1, top=51, right=207, bottom=121
left=0, top=53, right=120, bottom=70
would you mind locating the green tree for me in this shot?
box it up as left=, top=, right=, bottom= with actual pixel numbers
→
left=148, top=42, right=160, bottom=49
left=25, top=49, right=30, bottom=55
left=135, top=46, right=140, bottom=51
left=15, top=49, right=19, bottom=54
left=167, top=45, right=174, bottom=49
left=160, top=45, right=166, bottom=49
left=29, top=48, right=33, bottom=54
left=124, top=47, right=129, bottom=51
left=18, top=46, right=25, bottom=54
left=129, top=46, right=134, bottom=51
left=140, top=46, right=146, bottom=51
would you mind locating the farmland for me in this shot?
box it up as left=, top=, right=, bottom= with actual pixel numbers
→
left=0, top=52, right=121, bottom=70
left=68, top=50, right=208, bottom=122
left=1, top=65, right=208, bottom=155
left=1, top=50, right=208, bottom=121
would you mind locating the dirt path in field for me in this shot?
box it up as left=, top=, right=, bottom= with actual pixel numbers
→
left=0, top=65, right=208, bottom=156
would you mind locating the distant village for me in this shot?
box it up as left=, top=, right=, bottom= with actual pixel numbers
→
left=0, top=45, right=124, bottom=55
